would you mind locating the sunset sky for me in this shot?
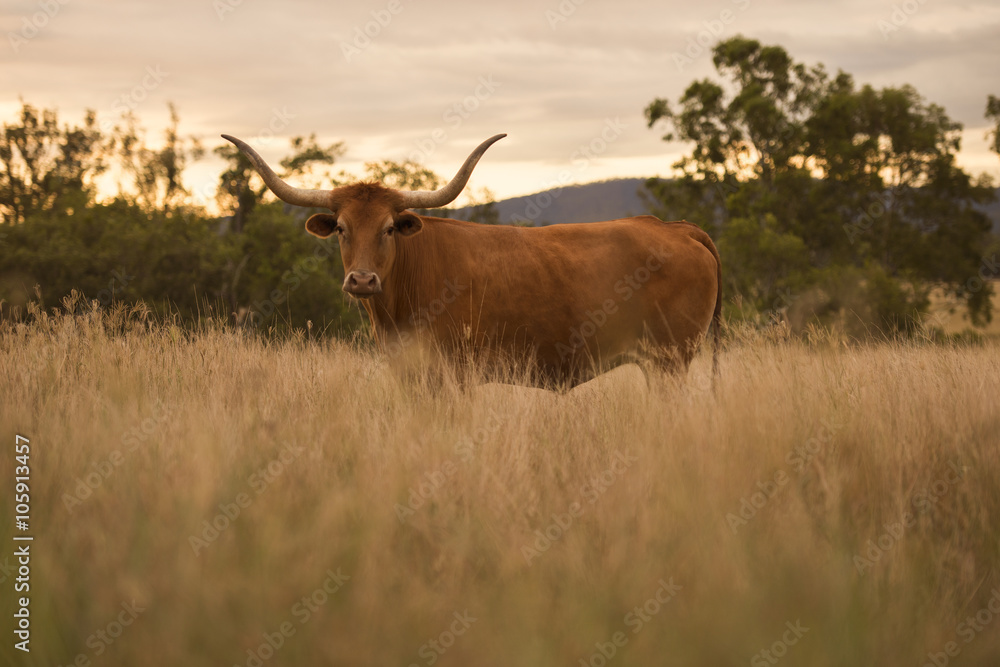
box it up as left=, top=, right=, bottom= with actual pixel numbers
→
left=3, top=0, right=999, bottom=208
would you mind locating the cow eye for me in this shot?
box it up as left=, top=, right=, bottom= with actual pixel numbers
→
left=385, top=227, right=394, bottom=237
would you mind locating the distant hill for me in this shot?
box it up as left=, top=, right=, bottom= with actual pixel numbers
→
left=450, top=178, right=650, bottom=226
left=451, top=180, right=1000, bottom=234
left=978, top=194, right=1000, bottom=235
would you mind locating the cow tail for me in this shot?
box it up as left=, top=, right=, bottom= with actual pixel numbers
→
left=666, top=220, right=723, bottom=391
left=693, top=225, right=722, bottom=392
left=712, top=255, right=722, bottom=391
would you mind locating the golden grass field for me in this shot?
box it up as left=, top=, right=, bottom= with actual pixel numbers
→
left=3, top=299, right=1000, bottom=667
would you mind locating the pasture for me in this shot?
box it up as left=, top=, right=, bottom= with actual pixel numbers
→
left=3, top=300, right=1000, bottom=667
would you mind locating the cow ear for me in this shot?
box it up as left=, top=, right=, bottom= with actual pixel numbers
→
left=394, top=212, right=423, bottom=237
left=306, top=214, right=338, bottom=238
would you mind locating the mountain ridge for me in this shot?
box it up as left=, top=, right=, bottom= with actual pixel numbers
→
left=450, top=178, right=650, bottom=226
left=449, top=179, right=1000, bottom=234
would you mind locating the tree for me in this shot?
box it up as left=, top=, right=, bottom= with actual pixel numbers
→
left=363, top=159, right=449, bottom=219
left=214, top=141, right=265, bottom=235
left=0, top=101, right=108, bottom=224
left=115, top=103, right=204, bottom=214
left=364, top=159, right=442, bottom=191
left=215, top=134, right=344, bottom=233
left=988, top=95, right=1000, bottom=159
left=360, top=161, right=500, bottom=223
left=227, top=201, right=361, bottom=335
left=644, top=36, right=994, bottom=333
left=0, top=102, right=365, bottom=338
left=646, top=36, right=826, bottom=185
left=280, top=134, right=345, bottom=190
left=464, top=187, right=500, bottom=225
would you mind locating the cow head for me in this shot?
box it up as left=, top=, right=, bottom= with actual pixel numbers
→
left=221, top=133, right=506, bottom=298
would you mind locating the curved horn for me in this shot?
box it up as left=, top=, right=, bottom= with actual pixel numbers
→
left=397, top=134, right=506, bottom=210
left=221, top=134, right=333, bottom=210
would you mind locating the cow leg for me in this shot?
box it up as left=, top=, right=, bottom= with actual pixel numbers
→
left=637, top=333, right=702, bottom=394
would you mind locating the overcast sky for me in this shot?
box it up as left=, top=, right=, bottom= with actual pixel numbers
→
left=2, top=0, right=999, bottom=207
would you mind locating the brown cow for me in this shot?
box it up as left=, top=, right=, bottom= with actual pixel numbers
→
left=222, top=133, right=721, bottom=388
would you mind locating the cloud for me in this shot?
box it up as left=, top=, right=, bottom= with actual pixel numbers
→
left=2, top=0, right=998, bottom=201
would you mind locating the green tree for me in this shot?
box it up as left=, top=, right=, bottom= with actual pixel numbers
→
left=362, top=161, right=500, bottom=223
left=0, top=101, right=108, bottom=224
left=0, top=197, right=232, bottom=318
left=364, top=159, right=442, bottom=191
left=988, top=94, right=1000, bottom=159
left=214, top=142, right=265, bottom=234
left=115, top=103, right=204, bottom=214
left=647, top=37, right=826, bottom=185
left=228, top=202, right=361, bottom=334
left=215, top=133, right=344, bottom=233
left=462, top=186, right=500, bottom=225
left=644, top=36, right=994, bottom=333
left=280, top=133, right=345, bottom=190
left=0, top=103, right=364, bottom=339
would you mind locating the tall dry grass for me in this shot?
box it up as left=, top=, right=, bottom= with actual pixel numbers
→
left=2, top=298, right=1000, bottom=667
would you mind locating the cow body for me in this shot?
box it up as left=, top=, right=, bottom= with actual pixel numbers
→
left=361, top=214, right=721, bottom=386
left=222, top=132, right=721, bottom=387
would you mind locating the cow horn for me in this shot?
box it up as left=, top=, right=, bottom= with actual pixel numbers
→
left=221, top=134, right=333, bottom=210
left=397, top=134, right=506, bottom=210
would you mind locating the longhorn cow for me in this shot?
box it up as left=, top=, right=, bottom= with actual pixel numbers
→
left=222, top=133, right=721, bottom=387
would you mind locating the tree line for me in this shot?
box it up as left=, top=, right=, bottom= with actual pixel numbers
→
left=2, top=36, right=998, bottom=339
left=644, top=37, right=1000, bottom=336
left=0, top=103, right=497, bottom=335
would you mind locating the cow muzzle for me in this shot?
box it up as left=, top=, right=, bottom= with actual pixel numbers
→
left=343, top=270, right=382, bottom=297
